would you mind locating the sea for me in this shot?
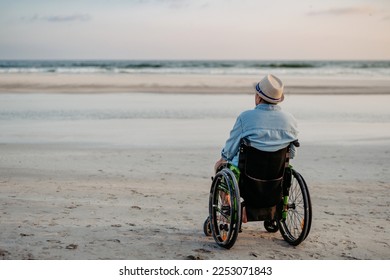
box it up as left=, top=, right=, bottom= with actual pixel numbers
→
left=1, top=59, right=390, bottom=78
left=1, top=59, right=389, bottom=147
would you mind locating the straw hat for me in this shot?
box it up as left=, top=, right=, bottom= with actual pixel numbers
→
left=254, top=74, right=284, bottom=103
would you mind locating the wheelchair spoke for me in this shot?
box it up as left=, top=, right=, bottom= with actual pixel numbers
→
left=289, top=220, right=300, bottom=237
left=287, top=201, right=305, bottom=234
left=217, top=184, right=229, bottom=194
left=290, top=182, right=303, bottom=203
left=214, top=206, right=231, bottom=242
left=286, top=211, right=303, bottom=236
left=213, top=205, right=231, bottom=221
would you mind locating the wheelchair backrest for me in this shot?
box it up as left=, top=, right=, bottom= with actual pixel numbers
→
left=238, top=141, right=288, bottom=182
left=238, top=140, right=289, bottom=211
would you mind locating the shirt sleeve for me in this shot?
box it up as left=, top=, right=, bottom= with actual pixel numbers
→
left=221, top=116, right=243, bottom=161
left=289, top=143, right=298, bottom=159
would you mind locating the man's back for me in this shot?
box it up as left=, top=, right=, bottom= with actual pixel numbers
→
left=221, top=103, right=298, bottom=166
left=216, top=74, right=298, bottom=169
left=239, top=103, right=298, bottom=152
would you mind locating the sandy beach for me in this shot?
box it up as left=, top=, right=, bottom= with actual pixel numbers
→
left=0, top=73, right=389, bottom=260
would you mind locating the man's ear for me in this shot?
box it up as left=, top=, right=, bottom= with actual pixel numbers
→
left=255, top=94, right=261, bottom=105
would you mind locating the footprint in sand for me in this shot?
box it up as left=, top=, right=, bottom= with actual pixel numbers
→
left=186, top=248, right=212, bottom=260
left=20, top=233, right=34, bottom=237
left=46, top=239, right=62, bottom=244
left=111, top=224, right=122, bottom=227
left=65, top=244, right=78, bottom=250
left=186, top=255, right=202, bottom=260
left=0, top=249, right=10, bottom=258
left=107, top=239, right=121, bottom=243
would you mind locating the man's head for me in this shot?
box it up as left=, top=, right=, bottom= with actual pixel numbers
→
left=254, top=74, right=284, bottom=104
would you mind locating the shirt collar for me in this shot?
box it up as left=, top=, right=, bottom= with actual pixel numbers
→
left=255, top=103, right=281, bottom=110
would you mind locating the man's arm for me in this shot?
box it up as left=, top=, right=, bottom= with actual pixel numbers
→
left=220, top=116, right=243, bottom=162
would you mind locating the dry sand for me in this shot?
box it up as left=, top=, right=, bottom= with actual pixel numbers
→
left=0, top=73, right=389, bottom=260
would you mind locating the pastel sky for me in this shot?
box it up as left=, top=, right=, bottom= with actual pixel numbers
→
left=1, top=0, right=389, bottom=60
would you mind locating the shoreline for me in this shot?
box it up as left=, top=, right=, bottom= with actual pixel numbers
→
left=1, top=73, right=390, bottom=94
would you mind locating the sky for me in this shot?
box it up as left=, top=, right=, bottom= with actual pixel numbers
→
left=0, top=0, right=389, bottom=60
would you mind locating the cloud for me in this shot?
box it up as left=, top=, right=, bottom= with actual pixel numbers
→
left=44, top=14, right=91, bottom=22
left=307, top=6, right=375, bottom=16
left=22, top=14, right=91, bottom=23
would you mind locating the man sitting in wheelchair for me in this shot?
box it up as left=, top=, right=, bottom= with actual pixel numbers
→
left=205, top=74, right=311, bottom=249
left=214, top=74, right=298, bottom=223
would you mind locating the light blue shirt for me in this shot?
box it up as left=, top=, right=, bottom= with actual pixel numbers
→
left=221, top=103, right=298, bottom=167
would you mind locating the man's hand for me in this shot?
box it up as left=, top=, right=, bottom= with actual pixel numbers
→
left=214, top=158, right=227, bottom=173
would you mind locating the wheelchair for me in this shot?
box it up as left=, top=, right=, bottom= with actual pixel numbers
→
left=203, top=140, right=312, bottom=249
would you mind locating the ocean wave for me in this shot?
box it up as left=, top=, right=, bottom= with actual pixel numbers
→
left=0, top=60, right=389, bottom=76
left=252, top=62, right=315, bottom=68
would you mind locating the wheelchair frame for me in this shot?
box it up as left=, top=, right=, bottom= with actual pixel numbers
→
left=204, top=143, right=312, bottom=249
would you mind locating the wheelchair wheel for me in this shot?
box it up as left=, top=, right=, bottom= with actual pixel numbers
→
left=203, top=217, right=212, bottom=236
left=209, top=168, right=241, bottom=249
left=264, top=220, right=279, bottom=233
left=278, top=169, right=312, bottom=246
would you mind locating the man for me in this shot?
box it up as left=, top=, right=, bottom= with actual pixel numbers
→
left=215, top=74, right=298, bottom=172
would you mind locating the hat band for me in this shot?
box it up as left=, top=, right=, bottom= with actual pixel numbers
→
left=255, top=83, right=281, bottom=101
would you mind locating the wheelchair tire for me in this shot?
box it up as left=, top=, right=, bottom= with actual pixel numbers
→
left=264, top=220, right=279, bottom=233
left=278, top=169, right=312, bottom=246
left=203, top=217, right=212, bottom=236
left=209, top=168, right=241, bottom=249
left=298, top=173, right=312, bottom=240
